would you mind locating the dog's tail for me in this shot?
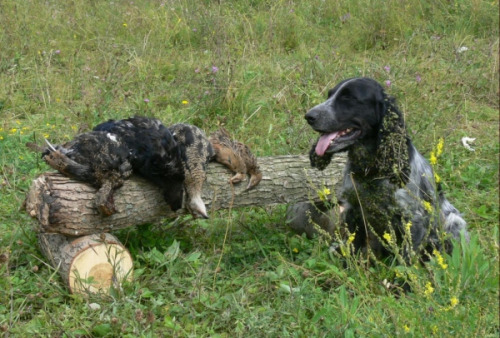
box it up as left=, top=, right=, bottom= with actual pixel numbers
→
left=439, top=192, right=469, bottom=243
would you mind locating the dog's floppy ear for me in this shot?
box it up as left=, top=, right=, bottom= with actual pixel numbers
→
left=309, top=143, right=334, bottom=170
left=375, top=92, right=411, bottom=185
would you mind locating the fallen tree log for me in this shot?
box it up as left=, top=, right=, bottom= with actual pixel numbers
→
left=25, top=154, right=346, bottom=236
left=26, top=154, right=346, bottom=294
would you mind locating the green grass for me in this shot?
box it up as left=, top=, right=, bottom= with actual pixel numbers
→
left=0, top=0, right=498, bottom=336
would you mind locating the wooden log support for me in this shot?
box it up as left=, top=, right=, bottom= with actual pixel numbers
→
left=38, top=233, right=133, bottom=294
left=25, top=154, right=347, bottom=236
left=25, top=154, right=346, bottom=294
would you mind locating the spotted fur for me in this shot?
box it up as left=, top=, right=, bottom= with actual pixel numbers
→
left=305, top=77, right=469, bottom=259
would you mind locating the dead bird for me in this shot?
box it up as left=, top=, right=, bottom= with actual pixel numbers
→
left=209, top=128, right=262, bottom=190
left=29, top=132, right=133, bottom=216
left=168, top=123, right=215, bottom=219
left=93, top=117, right=185, bottom=212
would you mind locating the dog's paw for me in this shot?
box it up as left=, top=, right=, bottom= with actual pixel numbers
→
left=309, top=145, right=333, bottom=170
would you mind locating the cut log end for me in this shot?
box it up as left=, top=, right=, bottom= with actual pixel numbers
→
left=38, top=233, right=133, bottom=294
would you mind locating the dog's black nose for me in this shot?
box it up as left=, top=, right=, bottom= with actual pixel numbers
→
left=305, top=110, right=317, bottom=125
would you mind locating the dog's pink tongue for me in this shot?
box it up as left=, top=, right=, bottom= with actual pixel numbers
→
left=315, top=132, right=340, bottom=156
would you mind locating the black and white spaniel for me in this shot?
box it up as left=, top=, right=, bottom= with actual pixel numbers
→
left=305, top=77, right=469, bottom=259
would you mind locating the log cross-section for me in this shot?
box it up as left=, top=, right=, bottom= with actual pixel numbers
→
left=25, top=154, right=347, bottom=236
left=37, top=232, right=133, bottom=294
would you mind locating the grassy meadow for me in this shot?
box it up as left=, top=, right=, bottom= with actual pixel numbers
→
left=0, top=0, right=498, bottom=336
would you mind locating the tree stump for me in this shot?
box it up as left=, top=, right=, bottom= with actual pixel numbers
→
left=25, top=154, right=346, bottom=294
left=38, top=233, right=133, bottom=294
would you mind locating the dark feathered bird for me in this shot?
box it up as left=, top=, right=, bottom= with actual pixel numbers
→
left=39, top=131, right=133, bottom=216
left=93, top=117, right=185, bottom=211
left=168, top=123, right=215, bottom=219
left=209, top=128, right=262, bottom=190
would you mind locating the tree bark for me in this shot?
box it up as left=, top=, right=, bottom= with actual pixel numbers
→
left=25, top=154, right=346, bottom=236
left=37, top=232, right=133, bottom=294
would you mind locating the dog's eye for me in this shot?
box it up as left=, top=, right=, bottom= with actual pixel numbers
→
left=338, top=93, right=353, bottom=102
left=338, top=88, right=354, bottom=101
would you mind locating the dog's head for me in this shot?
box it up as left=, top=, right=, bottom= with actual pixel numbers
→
left=305, top=78, right=403, bottom=169
left=305, top=78, right=390, bottom=155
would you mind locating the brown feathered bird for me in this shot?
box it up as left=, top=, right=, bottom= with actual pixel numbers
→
left=35, top=132, right=133, bottom=216
left=209, top=128, right=262, bottom=190
left=168, top=123, right=215, bottom=219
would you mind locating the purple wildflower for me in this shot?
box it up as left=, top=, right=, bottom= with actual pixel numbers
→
left=340, top=13, right=351, bottom=23
left=416, top=75, right=422, bottom=83
left=144, top=98, right=150, bottom=103
left=55, top=50, right=61, bottom=54
left=384, top=65, right=390, bottom=72
left=385, top=80, right=391, bottom=87
left=211, top=66, right=219, bottom=73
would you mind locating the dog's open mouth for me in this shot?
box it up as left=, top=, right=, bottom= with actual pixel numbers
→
left=315, top=128, right=360, bottom=156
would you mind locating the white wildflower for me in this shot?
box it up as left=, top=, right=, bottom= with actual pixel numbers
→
left=461, top=137, right=476, bottom=152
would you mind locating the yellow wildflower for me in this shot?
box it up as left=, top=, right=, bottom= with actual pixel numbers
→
left=0, top=136, right=3, bottom=140
left=405, top=220, right=412, bottom=233
left=429, top=151, right=437, bottom=165
left=43, top=133, right=50, bottom=139
left=182, top=100, right=189, bottom=105
left=443, top=296, right=459, bottom=311
left=403, top=324, right=410, bottom=333
left=434, top=172, right=441, bottom=184
left=0, top=127, right=3, bottom=132
left=10, top=128, right=17, bottom=133
left=340, top=247, right=348, bottom=257
left=431, top=325, right=438, bottom=334
left=347, top=232, right=356, bottom=245
left=424, top=281, right=434, bottom=296
left=292, top=248, right=299, bottom=253
left=436, top=137, right=444, bottom=157
left=318, top=187, right=331, bottom=202
left=422, top=201, right=434, bottom=213
left=433, top=249, right=448, bottom=270
left=383, top=232, right=393, bottom=244
left=123, top=23, right=128, bottom=27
